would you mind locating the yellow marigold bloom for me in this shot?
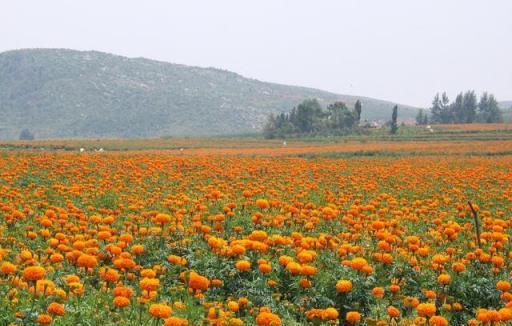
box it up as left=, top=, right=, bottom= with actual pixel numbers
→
left=285, top=261, right=302, bottom=275
left=437, top=273, right=451, bottom=285
left=417, top=303, right=436, bottom=317
left=227, top=301, right=239, bottom=312
left=235, top=260, right=251, bottom=272
left=336, top=280, right=353, bottom=293
left=23, top=266, right=46, bottom=282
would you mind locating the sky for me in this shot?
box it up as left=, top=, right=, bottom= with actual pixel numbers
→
left=1, top=0, right=511, bottom=107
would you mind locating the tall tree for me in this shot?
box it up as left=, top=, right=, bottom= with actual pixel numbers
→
left=354, top=100, right=362, bottom=125
left=461, top=91, right=477, bottom=123
left=390, top=105, right=398, bottom=134
left=486, top=94, right=503, bottom=123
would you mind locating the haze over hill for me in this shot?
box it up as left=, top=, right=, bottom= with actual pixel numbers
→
left=0, top=49, right=419, bottom=139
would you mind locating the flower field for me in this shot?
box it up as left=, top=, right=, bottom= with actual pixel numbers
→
left=1, top=150, right=512, bottom=325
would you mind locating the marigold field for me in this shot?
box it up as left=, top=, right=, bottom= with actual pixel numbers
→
left=1, top=141, right=512, bottom=325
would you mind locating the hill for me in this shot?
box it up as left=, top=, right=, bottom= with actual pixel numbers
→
left=0, top=49, right=419, bottom=139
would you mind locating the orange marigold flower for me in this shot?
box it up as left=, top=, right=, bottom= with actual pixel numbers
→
left=336, top=280, right=353, bottom=293
left=76, top=254, right=97, bottom=269
left=113, top=296, right=130, bottom=308
left=188, top=272, right=209, bottom=291
left=255, top=311, right=281, bottom=326
left=164, top=317, right=189, bottom=326
left=417, top=303, right=436, bottom=317
left=429, top=315, right=448, bottom=326
left=437, top=273, right=451, bottom=285
left=345, top=311, right=361, bottom=324
left=37, top=314, right=52, bottom=325
left=387, top=306, right=400, bottom=318
left=235, top=260, right=252, bottom=272
left=47, top=302, right=65, bottom=316
left=372, top=287, right=385, bottom=298
left=497, top=280, right=511, bottom=292
left=113, top=286, right=134, bottom=298
left=139, top=278, right=160, bottom=291
left=23, top=266, right=46, bottom=282
left=255, top=199, right=270, bottom=209
left=149, top=303, right=172, bottom=319
left=1, top=262, right=17, bottom=275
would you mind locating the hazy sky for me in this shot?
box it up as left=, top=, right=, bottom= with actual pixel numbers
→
left=2, top=0, right=511, bottom=107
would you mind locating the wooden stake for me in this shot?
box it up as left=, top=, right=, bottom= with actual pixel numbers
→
left=468, top=201, right=481, bottom=249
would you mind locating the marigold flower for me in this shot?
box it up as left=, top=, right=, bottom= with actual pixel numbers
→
left=47, top=302, right=65, bottom=316
left=255, top=311, right=281, bottom=326
left=336, top=280, right=353, bottom=293
left=113, top=296, right=130, bottom=308
left=149, top=303, right=172, bottom=319
left=164, top=317, right=189, bottom=326
left=23, top=266, right=46, bottom=282
left=76, top=254, right=97, bottom=269
left=429, top=316, right=448, bottom=326
left=345, top=311, right=361, bottom=324
left=235, top=260, right=252, bottom=272
left=417, top=303, right=436, bottom=317
left=188, top=272, right=209, bottom=291
left=497, top=280, right=511, bottom=292
left=37, top=314, right=52, bottom=324
left=1, top=262, right=17, bottom=275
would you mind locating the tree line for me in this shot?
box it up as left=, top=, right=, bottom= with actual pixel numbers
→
left=416, top=91, right=503, bottom=125
left=263, top=99, right=363, bottom=138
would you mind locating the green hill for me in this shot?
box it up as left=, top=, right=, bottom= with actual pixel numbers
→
left=0, top=49, right=419, bottom=139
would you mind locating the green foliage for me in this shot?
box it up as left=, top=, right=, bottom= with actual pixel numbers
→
left=0, top=49, right=419, bottom=139
left=429, top=91, right=503, bottom=124
left=263, top=99, right=361, bottom=138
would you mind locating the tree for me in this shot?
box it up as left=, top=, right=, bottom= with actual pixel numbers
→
left=486, top=94, right=503, bottom=123
left=326, top=101, right=355, bottom=130
left=478, top=93, right=503, bottom=123
left=354, top=100, right=362, bottom=125
left=19, top=129, right=35, bottom=140
left=295, top=99, right=322, bottom=133
left=390, top=105, right=398, bottom=134
left=416, top=109, right=428, bottom=125
left=461, top=91, right=477, bottom=123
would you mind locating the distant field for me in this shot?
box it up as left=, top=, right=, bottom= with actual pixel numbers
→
left=2, top=124, right=512, bottom=156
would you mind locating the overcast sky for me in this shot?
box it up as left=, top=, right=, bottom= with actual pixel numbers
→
left=2, top=0, right=511, bottom=107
